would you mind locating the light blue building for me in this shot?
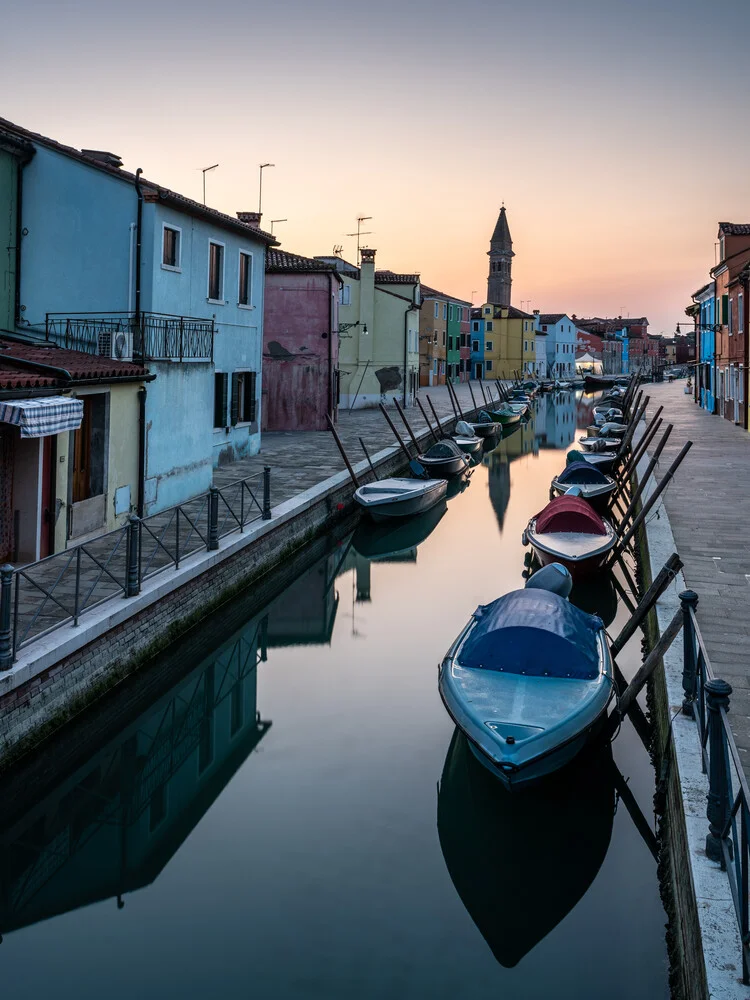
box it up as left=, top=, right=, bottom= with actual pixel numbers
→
left=469, top=308, right=485, bottom=380
left=7, top=118, right=276, bottom=514
left=692, top=281, right=716, bottom=413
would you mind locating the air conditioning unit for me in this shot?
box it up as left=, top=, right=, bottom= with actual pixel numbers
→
left=97, top=327, right=132, bottom=361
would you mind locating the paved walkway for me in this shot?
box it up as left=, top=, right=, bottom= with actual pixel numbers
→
left=213, top=381, right=502, bottom=497
left=644, top=382, right=750, bottom=777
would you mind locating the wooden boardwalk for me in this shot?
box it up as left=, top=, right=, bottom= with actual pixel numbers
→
left=645, top=383, right=750, bottom=778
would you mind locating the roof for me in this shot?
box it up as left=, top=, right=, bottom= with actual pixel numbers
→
left=537, top=313, right=566, bottom=325
left=507, top=305, right=533, bottom=319
left=490, top=205, right=513, bottom=250
left=375, top=270, right=420, bottom=285
left=691, top=281, right=714, bottom=299
left=575, top=316, right=649, bottom=330
left=420, top=284, right=472, bottom=306
left=266, top=248, right=338, bottom=273
left=0, top=338, right=150, bottom=391
left=718, top=223, right=750, bottom=237
left=0, top=116, right=279, bottom=247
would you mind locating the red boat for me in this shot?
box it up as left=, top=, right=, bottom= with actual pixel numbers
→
left=523, top=496, right=616, bottom=579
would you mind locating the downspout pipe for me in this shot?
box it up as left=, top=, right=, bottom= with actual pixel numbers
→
left=134, top=168, right=144, bottom=363
left=403, top=309, right=409, bottom=407
left=137, top=386, right=146, bottom=517
left=327, top=272, right=334, bottom=421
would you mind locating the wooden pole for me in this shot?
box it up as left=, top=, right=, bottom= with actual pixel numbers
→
left=448, top=378, right=465, bottom=419
left=379, top=403, right=413, bottom=463
left=611, top=441, right=693, bottom=560
left=618, top=425, right=674, bottom=529
left=359, top=437, right=378, bottom=479
left=608, top=609, right=683, bottom=728
left=609, top=759, right=659, bottom=860
left=467, top=380, right=479, bottom=413
left=613, top=396, right=650, bottom=467
left=393, top=397, right=421, bottom=453
left=326, top=413, right=360, bottom=487
left=445, top=380, right=460, bottom=421
left=479, top=381, right=489, bottom=406
left=615, top=415, right=663, bottom=489
left=610, top=566, right=638, bottom=616
left=610, top=552, right=683, bottom=656
left=416, top=396, right=440, bottom=442
left=425, top=394, right=444, bottom=438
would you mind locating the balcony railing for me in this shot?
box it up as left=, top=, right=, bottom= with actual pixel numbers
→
left=45, top=312, right=214, bottom=363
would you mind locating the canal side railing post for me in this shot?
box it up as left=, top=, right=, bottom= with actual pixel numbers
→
left=680, top=589, right=699, bottom=717
left=705, top=678, right=733, bottom=866
left=0, top=564, right=14, bottom=671
left=262, top=467, right=272, bottom=520
left=125, top=516, right=141, bottom=598
left=208, top=487, right=220, bottom=550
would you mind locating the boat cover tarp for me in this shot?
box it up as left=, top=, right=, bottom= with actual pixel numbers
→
left=556, top=462, right=610, bottom=486
left=535, top=497, right=607, bottom=535
left=455, top=420, right=475, bottom=437
left=422, top=439, right=463, bottom=459
left=460, top=590, right=603, bottom=679
left=476, top=410, right=494, bottom=423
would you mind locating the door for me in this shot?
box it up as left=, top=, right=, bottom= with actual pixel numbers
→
left=39, top=435, right=55, bottom=559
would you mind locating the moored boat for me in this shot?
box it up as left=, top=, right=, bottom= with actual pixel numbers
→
left=488, top=405, right=522, bottom=427
left=417, top=438, right=471, bottom=478
left=523, top=495, right=617, bottom=577
left=439, top=583, right=615, bottom=790
left=550, top=462, right=616, bottom=513
left=354, top=476, right=448, bottom=522
left=469, top=410, right=499, bottom=438
left=451, top=420, right=482, bottom=454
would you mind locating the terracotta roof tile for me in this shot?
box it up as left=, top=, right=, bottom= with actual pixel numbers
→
left=419, top=284, right=471, bottom=306
left=0, top=339, right=150, bottom=388
left=718, top=222, right=750, bottom=236
left=374, top=270, right=420, bottom=284
left=266, top=249, right=337, bottom=272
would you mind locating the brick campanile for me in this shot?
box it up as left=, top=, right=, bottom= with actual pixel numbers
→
left=487, top=205, right=514, bottom=307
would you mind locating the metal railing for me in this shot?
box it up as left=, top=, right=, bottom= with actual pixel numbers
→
left=680, top=589, right=750, bottom=984
left=0, top=468, right=271, bottom=666
left=44, top=311, right=214, bottom=362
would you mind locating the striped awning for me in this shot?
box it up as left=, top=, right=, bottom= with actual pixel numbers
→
left=0, top=396, right=84, bottom=438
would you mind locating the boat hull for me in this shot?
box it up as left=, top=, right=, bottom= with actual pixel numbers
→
left=470, top=422, right=498, bottom=438
left=550, top=479, right=616, bottom=514
left=525, top=515, right=617, bottom=579
left=489, top=410, right=522, bottom=426
left=356, top=478, right=448, bottom=521
left=531, top=543, right=612, bottom=579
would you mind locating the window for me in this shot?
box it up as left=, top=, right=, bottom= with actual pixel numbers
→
left=231, top=371, right=258, bottom=424
left=485, top=360, right=493, bottom=372
left=472, top=321, right=479, bottom=332
left=443, top=303, right=447, bottom=320
left=433, top=358, right=438, bottom=374
left=740, top=293, right=744, bottom=336
left=484, top=307, right=491, bottom=315
left=442, top=332, right=446, bottom=347
left=448, top=336, right=453, bottom=352
left=728, top=298, right=733, bottom=335
left=433, top=332, right=437, bottom=343
left=472, top=339, right=479, bottom=352
left=434, top=301, right=439, bottom=319
left=524, top=341, right=528, bottom=352
left=162, top=225, right=181, bottom=270
left=339, top=284, right=351, bottom=306
left=214, top=373, right=228, bottom=428
left=485, top=340, right=493, bottom=352
left=208, top=241, right=225, bottom=301
left=486, top=321, right=493, bottom=332
left=449, top=305, right=454, bottom=321
left=238, top=251, right=253, bottom=306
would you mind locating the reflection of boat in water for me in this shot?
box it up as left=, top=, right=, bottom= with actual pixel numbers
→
left=569, top=571, right=619, bottom=628
left=437, top=729, right=615, bottom=968
left=351, top=500, right=447, bottom=560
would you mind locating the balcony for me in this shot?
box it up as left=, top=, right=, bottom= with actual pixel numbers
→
left=45, top=312, right=214, bottom=363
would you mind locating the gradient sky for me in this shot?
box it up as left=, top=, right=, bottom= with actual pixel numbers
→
left=4, top=0, right=750, bottom=333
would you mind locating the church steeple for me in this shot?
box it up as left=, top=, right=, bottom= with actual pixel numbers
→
left=487, top=205, right=514, bottom=306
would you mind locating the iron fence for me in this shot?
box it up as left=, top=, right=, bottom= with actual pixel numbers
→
left=0, top=469, right=271, bottom=665
left=680, top=589, right=750, bottom=984
left=44, top=311, right=214, bottom=362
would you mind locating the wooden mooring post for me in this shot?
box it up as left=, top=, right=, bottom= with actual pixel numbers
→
left=378, top=403, right=413, bottom=463
left=393, top=397, right=421, bottom=453
left=416, top=397, right=440, bottom=442
left=425, top=394, right=444, bottom=437
left=326, top=413, right=360, bottom=487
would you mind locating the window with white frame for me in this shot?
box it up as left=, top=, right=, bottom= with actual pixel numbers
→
left=340, top=284, right=351, bottom=306
left=486, top=321, right=493, bottom=332
left=208, top=241, right=225, bottom=302
left=443, top=303, right=447, bottom=320
left=232, top=371, right=257, bottom=424
left=485, top=340, right=493, bottom=352
left=238, top=251, right=253, bottom=306
left=485, top=359, right=493, bottom=372
left=162, top=225, right=181, bottom=270
left=434, top=301, right=439, bottom=319
left=472, top=340, right=479, bottom=352
left=472, top=321, right=479, bottom=332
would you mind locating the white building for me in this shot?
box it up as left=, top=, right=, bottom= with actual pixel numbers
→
left=538, top=314, right=578, bottom=377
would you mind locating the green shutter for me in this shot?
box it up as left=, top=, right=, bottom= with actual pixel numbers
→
left=230, top=373, right=240, bottom=425
left=248, top=372, right=257, bottom=422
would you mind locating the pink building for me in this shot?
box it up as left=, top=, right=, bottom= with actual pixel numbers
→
left=263, top=249, right=341, bottom=431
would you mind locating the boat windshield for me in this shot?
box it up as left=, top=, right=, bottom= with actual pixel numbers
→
left=458, top=590, right=603, bottom=680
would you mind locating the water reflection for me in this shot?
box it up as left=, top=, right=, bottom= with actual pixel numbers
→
left=437, top=729, right=615, bottom=969
left=0, top=615, right=271, bottom=936
left=535, top=392, right=579, bottom=450
left=351, top=501, right=447, bottom=561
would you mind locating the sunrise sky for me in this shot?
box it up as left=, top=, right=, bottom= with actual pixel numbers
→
left=4, top=0, right=749, bottom=334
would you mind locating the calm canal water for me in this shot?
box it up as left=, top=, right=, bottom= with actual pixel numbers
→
left=1, top=392, right=669, bottom=1000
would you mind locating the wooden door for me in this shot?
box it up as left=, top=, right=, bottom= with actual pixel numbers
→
left=39, top=435, right=54, bottom=559
left=72, top=397, right=91, bottom=503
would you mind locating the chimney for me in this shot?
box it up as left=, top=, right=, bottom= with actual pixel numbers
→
left=359, top=249, right=376, bottom=361
left=81, top=149, right=123, bottom=169
left=237, top=211, right=262, bottom=228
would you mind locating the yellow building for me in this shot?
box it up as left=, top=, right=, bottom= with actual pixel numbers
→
left=479, top=303, right=534, bottom=380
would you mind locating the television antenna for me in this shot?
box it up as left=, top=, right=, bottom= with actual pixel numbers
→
left=333, top=244, right=344, bottom=257
left=346, top=216, right=373, bottom=263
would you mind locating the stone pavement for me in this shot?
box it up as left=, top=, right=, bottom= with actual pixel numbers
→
left=213, top=380, right=502, bottom=496
left=644, top=382, right=750, bottom=777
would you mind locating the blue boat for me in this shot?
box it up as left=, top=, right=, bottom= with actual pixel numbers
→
left=439, top=585, right=614, bottom=790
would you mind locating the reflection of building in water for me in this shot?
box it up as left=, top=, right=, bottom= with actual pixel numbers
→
left=535, top=393, right=577, bottom=449
left=0, top=615, right=271, bottom=936
left=576, top=392, right=598, bottom=429
left=265, top=550, right=340, bottom=646
left=488, top=457, right=511, bottom=529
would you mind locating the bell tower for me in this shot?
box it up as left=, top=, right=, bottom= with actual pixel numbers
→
left=487, top=205, right=514, bottom=306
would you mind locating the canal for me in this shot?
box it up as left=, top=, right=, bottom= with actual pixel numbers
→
left=1, top=391, right=669, bottom=999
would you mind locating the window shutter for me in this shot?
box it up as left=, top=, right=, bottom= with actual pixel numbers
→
left=230, top=373, right=240, bottom=425
left=249, top=372, right=257, bottom=422
left=723, top=295, right=729, bottom=325
left=217, top=372, right=229, bottom=427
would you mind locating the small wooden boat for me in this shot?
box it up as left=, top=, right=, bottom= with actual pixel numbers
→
left=578, top=436, right=621, bottom=451
left=488, top=405, right=522, bottom=427
left=469, top=410, right=499, bottom=438
left=523, top=496, right=617, bottom=577
left=584, top=374, right=629, bottom=391
left=354, top=477, right=448, bottom=522
left=572, top=450, right=620, bottom=474
left=452, top=420, right=482, bottom=454
left=439, top=584, right=615, bottom=790
left=417, top=438, right=471, bottom=478
left=598, top=421, right=628, bottom=437
left=551, top=462, right=616, bottom=513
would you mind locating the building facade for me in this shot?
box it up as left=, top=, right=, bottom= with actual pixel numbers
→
left=537, top=314, right=578, bottom=377
left=469, top=308, right=485, bottom=381
left=479, top=303, right=531, bottom=379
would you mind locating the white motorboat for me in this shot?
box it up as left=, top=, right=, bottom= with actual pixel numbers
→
left=354, top=477, right=448, bottom=521
left=523, top=496, right=617, bottom=578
